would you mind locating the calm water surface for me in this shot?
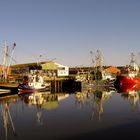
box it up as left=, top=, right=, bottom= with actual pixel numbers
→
left=1, top=88, right=140, bottom=140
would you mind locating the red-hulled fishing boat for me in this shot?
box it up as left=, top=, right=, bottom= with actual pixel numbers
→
left=114, top=56, right=140, bottom=90
left=115, top=75, right=140, bottom=86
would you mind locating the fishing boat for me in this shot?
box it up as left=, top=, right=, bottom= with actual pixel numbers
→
left=114, top=68, right=140, bottom=89
left=18, top=83, right=49, bottom=93
left=114, top=74, right=140, bottom=87
left=18, top=75, right=50, bottom=94
left=114, top=53, right=140, bottom=89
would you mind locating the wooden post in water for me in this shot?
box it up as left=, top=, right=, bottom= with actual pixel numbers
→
left=56, top=80, right=60, bottom=93
left=55, top=78, right=56, bottom=93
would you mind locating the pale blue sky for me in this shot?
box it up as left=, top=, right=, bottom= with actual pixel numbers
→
left=0, top=0, right=140, bottom=66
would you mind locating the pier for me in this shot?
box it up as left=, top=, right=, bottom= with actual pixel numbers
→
left=48, top=78, right=81, bottom=93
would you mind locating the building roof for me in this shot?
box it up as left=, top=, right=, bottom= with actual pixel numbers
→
left=11, top=61, right=46, bottom=68
left=41, top=61, right=68, bottom=70
left=104, top=66, right=120, bottom=74
left=42, top=61, right=58, bottom=70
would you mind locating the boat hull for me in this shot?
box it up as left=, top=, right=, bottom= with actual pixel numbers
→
left=114, top=75, right=140, bottom=92
left=114, top=75, right=140, bottom=85
left=0, top=82, right=19, bottom=93
left=18, top=84, right=49, bottom=94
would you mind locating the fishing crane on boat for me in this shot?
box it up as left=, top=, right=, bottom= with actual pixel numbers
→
left=90, top=50, right=103, bottom=81
left=1, top=42, right=16, bottom=80
left=95, top=49, right=103, bottom=71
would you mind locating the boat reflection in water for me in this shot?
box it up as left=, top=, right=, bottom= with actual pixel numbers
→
left=116, top=84, right=140, bottom=112
left=75, top=88, right=115, bottom=120
left=19, top=92, right=69, bottom=125
left=121, top=90, right=140, bottom=112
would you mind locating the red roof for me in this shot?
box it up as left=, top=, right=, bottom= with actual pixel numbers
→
left=104, top=66, right=120, bottom=74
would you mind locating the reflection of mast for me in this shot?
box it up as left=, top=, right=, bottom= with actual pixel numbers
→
left=3, top=103, right=8, bottom=140
left=92, top=91, right=103, bottom=121
left=75, top=89, right=114, bottom=121
left=91, top=90, right=113, bottom=121
left=2, top=102, right=16, bottom=140
left=36, top=109, right=43, bottom=126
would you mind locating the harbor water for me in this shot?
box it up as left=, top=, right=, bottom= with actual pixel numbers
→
left=1, top=87, right=140, bottom=140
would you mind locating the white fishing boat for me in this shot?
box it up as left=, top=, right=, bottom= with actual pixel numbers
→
left=18, top=75, right=50, bottom=94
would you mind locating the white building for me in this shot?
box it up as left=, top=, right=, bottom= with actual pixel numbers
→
left=41, top=61, right=69, bottom=77
left=56, top=62, right=69, bottom=77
